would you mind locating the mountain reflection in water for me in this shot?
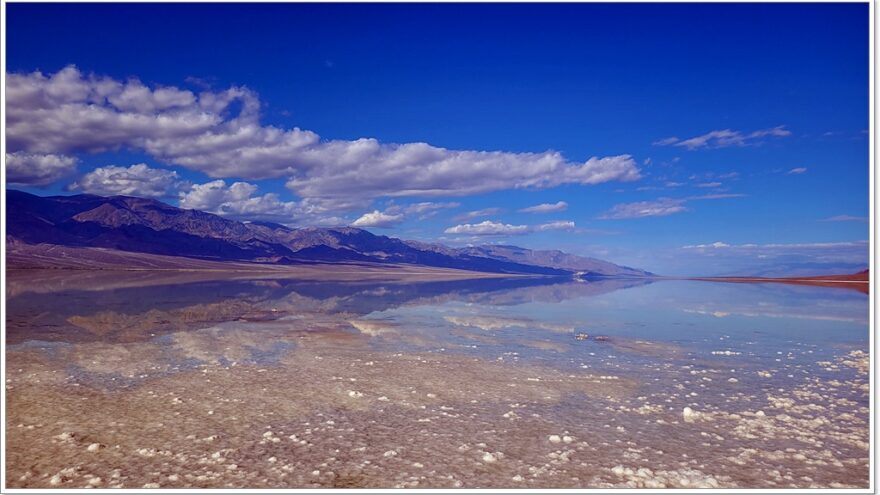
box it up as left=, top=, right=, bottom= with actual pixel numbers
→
left=5, top=271, right=868, bottom=489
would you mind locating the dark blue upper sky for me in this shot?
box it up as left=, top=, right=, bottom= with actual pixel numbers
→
left=5, top=3, right=870, bottom=275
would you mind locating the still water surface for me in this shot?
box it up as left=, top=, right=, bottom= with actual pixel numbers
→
left=5, top=271, right=869, bottom=488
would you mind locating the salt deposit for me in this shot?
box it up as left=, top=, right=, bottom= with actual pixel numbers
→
left=4, top=275, right=868, bottom=489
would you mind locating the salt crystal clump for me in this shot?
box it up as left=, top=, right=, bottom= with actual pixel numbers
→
left=682, top=407, right=703, bottom=422
left=548, top=435, right=562, bottom=443
left=482, top=452, right=498, bottom=463
left=711, top=350, right=741, bottom=356
left=348, top=390, right=363, bottom=398
left=86, top=443, right=102, bottom=452
left=610, top=464, right=729, bottom=488
left=55, top=432, right=74, bottom=442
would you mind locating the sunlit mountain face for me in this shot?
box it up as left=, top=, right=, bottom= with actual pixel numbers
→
left=7, top=190, right=650, bottom=277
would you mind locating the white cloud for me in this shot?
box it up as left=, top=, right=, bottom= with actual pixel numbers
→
left=67, top=163, right=187, bottom=198
left=654, top=126, right=791, bottom=150
left=6, top=152, right=78, bottom=186
left=598, top=198, right=688, bottom=219
left=518, top=201, right=568, bottom=214
left=179, top=179, right=336, bottom=224
left=820, top=215, right=867, bottom=222
left=453, top=207, right=504, bottom=222
left=444, top=219, right=575, bottom=236
left=787, top=167, right=807, bottom=174
left=683, top=240, right=867, bottom=250
left=7, top=66, right=642, bottom=203
left=678, top=240, right=869, bottom=271
left=599, top=191, right=745, bottom=220
left=390, top=201, right=461, bottom=220
left=351, top=210, right=405, bottom=228
left=681, top=241, right=731, bottom=249
left=445, top=220, right=530, bottom=236
left=403, top=201, right=460, bottom=214
left=350, top=201, right=460, bottom=228
left=696, top=182, right=722, bottom=188
left=285, top=149, right=641, bottom=200
left=535, top=220, right=576, bottom=232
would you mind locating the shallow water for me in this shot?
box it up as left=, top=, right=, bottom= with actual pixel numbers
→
left=5, top=271, right=869, bottom=488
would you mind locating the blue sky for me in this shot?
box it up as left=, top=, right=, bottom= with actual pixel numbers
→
left=5, top=3, right=869, bottom=275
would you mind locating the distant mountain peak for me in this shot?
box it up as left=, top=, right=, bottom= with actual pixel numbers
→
left=7, top=190, right=651, bottom=277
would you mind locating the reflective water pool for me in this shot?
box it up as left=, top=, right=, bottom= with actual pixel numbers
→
left=5, top=270, right=869, bottom=488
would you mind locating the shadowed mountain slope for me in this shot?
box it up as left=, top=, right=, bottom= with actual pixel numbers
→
left=7, top=190, right=650, bottom=277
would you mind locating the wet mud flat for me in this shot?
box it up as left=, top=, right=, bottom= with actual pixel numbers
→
left=5, top=275, right=870, bottom=488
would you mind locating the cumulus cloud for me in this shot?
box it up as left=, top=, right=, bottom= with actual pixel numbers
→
left=444, top=220, right=530, bottom=236
left=654, top=126, right=791, bottom=150
left=350, top=201, right=460, bottom=228
left=444, top=219, right=575, bottom=236
left=787, top=167, right=807, bottom=174
left=351, top=210, right=405, bottom=228
left=178, top=179, right=337, bottom=224
left=518, top=201, right=568, bottom=214
left=598, top=198, right=688, bottom=219
left=6, top=152, right=78, bottom=186
left=67, top=163, right=187, bottom=198
left=7, top=66, right=642, bottom=200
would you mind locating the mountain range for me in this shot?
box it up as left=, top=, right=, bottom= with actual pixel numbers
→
left=6, top=190, right=651, bottom=278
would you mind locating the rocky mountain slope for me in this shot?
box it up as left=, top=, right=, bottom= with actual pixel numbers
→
left=7, top=190, right=650, bottom=277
